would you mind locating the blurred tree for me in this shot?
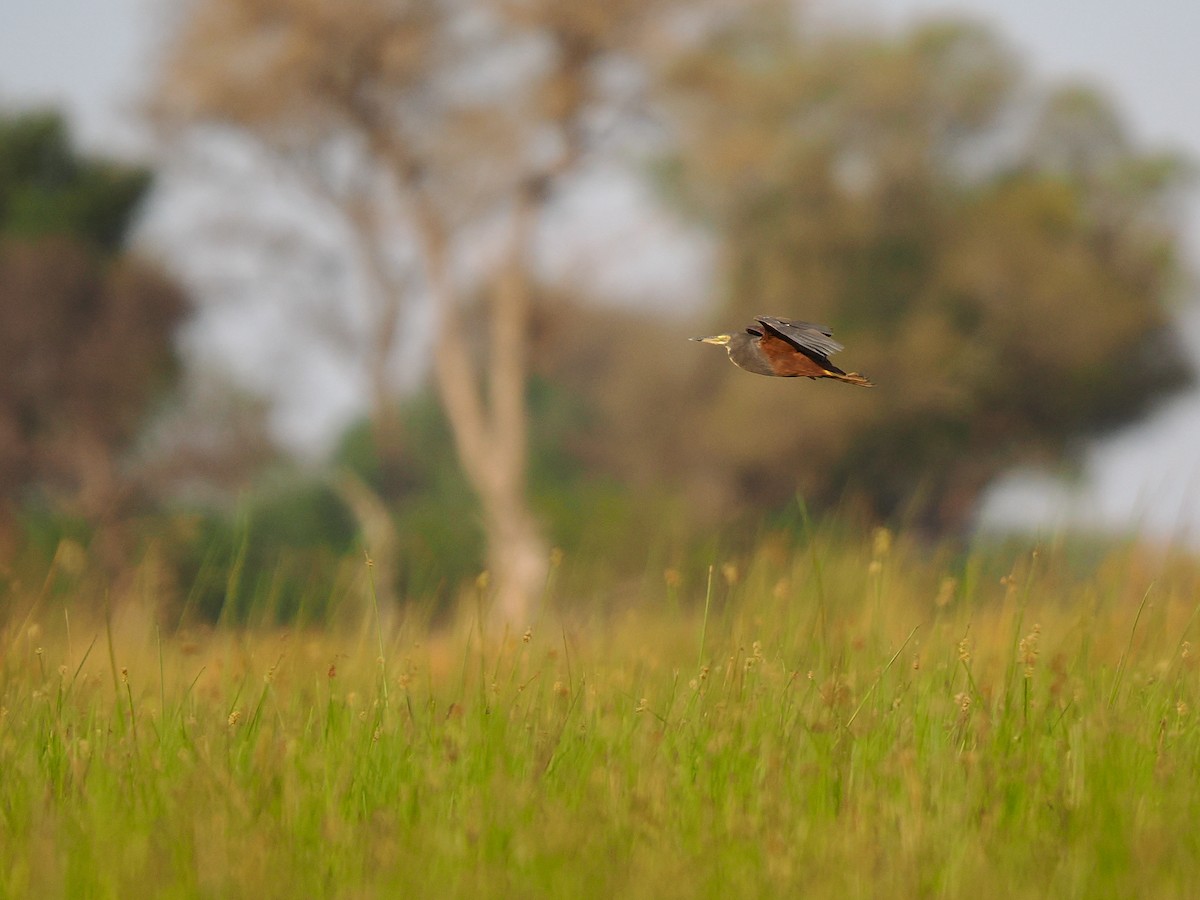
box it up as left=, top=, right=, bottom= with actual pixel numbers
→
left=540, top=15, right=1192, bottom=532
left=0, top=111, right=187, bottom=544
left=156, top=0, right=694, bottom=622
left=659, top=16, right=1192, bottom=529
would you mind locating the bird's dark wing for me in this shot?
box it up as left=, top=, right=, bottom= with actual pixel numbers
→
left=755, top=316, right=844, bottom=359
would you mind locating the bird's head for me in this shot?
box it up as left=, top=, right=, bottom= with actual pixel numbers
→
left=690, top=334, right=732, bottom=346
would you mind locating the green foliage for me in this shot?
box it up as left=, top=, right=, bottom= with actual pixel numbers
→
left=336, top=396, right=485, bottom=600
left=0, top=111, right=151, bottom=252
left=167, top=382, right=590, bottom=621
left=159, top=502, right=354, bottom=626
left=5, top=528, right=1200, bottom=896
left=331, top=380, right=689, bottom=605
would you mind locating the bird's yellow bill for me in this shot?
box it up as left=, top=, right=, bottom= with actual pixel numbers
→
left=691, top=334, right=731, bottom=345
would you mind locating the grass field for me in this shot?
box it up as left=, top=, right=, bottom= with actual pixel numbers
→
left=4, top=528, right=1200, bottom=898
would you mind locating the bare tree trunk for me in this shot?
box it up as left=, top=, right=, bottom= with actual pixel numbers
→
left=484, top=492, right=548, bottom=626
left=413, top=181, right=548, bottom=626
left=482, top=183, right=549, bottom=624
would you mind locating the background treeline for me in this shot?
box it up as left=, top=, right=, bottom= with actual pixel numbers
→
left=0, top=4, right=1192, bottom=624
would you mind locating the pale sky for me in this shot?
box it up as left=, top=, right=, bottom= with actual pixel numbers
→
left=0, top=0, right=151, bottom=154
left=3, top=0, right=1200, bottom=543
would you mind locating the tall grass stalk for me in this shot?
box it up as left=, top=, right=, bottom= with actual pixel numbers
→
left=697, top=564, right=714, bottom=672
left=844, top=622, right=919, bottom=730
left=364, top=549, right=389, bottom=711
left=1109, top=582, right=1153, bottom=709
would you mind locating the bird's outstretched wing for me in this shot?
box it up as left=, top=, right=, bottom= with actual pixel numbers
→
left=755, top=316, right=844, bottom=359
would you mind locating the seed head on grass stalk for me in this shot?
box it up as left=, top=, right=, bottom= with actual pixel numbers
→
left=1109, top=583, right=1153, bottom=709
left=363, top=550, right=388, bottom=713
left=697, top=565, right=714, bottom=674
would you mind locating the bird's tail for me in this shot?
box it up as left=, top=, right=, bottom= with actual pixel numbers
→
left=828, top=370, right=874, bottom=387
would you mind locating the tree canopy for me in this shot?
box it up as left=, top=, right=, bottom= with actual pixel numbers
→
left=0, top=111, right=187, bottom=528
left=537, top=17, right=1193, bottom=531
